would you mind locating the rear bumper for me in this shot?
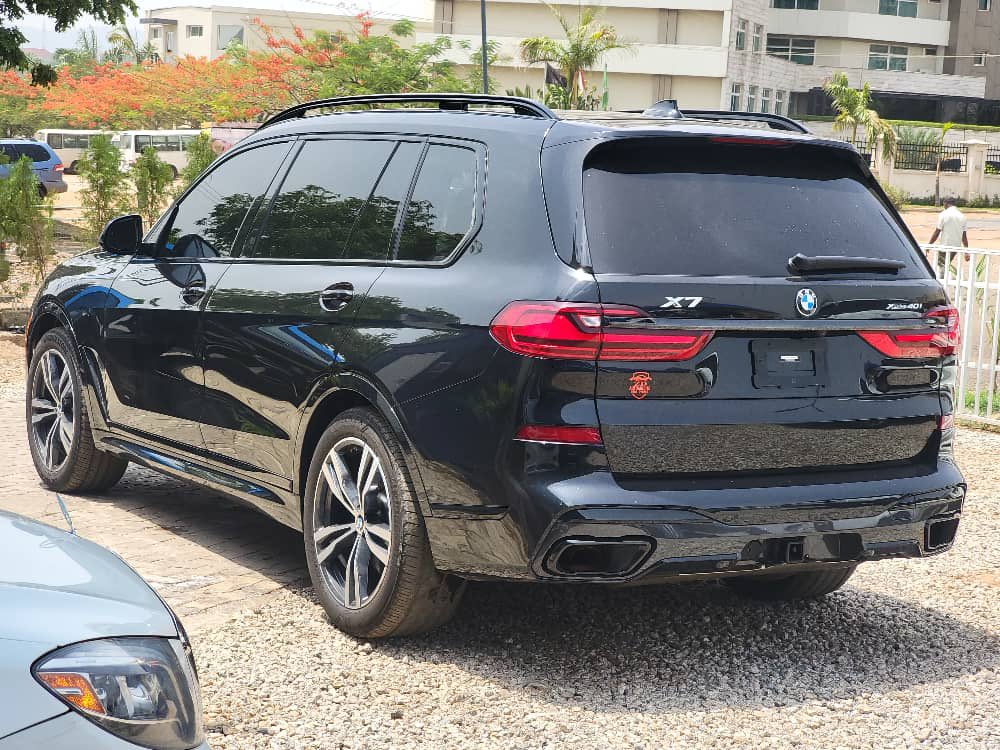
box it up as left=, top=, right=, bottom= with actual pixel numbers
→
left=426, top=462, right=966, bottom=582
left=41, top=177, right=68, bottom=194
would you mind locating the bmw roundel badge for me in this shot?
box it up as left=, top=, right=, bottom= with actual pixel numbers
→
left=796, top=288, right=818, bottom=317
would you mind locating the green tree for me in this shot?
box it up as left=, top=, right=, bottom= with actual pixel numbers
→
left=0, top=156, right=54, bottom=280
left=3, top=1, right=136, bottom=85
left=132, top=146, right=173, bottom=227
left=179, top=132, right=216, bottom=188
left=519, top=3, right=632, bottom=109
left=823, top=72, right=897, bottom=158
left=78, top=134, right=129, bottom=241
left=53, top=29, right=101, bottom=75
left=106, top=24, right=157, bottom=65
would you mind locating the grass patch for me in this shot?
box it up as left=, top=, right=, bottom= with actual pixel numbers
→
left=963, top=389, right=1000, bottom=417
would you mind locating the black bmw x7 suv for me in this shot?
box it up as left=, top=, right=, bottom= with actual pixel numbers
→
left=26, top=94, right=965, bottom=637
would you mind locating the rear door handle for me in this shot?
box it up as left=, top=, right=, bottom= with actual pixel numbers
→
left=181, top=283, right=206, bottom=305
left=319, top=282, right=354, bottom=312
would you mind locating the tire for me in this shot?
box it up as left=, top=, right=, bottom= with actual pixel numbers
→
left=37, top=183, right=46, bottom=199
left=303, top=407, right=465, bottom=638
left=169, top=165, right=179, bottom=180
left=68, top=161, right=78, bottom=175
left=725, top=565, right=857, bottom=601
left=26, top=328, right=129, bottom=493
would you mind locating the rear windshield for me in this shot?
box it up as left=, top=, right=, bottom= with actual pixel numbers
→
left=1, top=143, right=51, bottom=163
left=583, top=141, right=927, bottom=278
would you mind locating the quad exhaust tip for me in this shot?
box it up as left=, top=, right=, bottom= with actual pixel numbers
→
left=545, top=537, right=653, bottom=578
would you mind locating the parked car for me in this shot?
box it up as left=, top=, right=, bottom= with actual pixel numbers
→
left=0, top=139, right=67, bottom=196
left=24, top=94, right=966, bottom=639
left=33, top=130, right=114, bottom=174
left=0, top=510, right=207, bottom=749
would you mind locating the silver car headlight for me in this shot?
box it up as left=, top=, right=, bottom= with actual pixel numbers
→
left=32, top=637, right=204, bottom=750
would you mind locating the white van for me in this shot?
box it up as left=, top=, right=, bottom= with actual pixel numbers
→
left=113, top=130, right=201, bottom=177
left=33, top=129, right=114, bottom=174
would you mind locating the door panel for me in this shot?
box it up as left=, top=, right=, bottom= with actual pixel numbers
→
left=103, top=140, right=292, bottom=450
left=198, top=138, right=422, bottom=479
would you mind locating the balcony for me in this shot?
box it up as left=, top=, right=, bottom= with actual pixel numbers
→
left=768, top=9, right=950, bottom=47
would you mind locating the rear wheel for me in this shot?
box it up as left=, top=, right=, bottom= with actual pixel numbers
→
left=725, top=565, right=857, bottom=601
left=303, top=407, right=465, bottom=638
left=27, top=328, right=129, bottom=493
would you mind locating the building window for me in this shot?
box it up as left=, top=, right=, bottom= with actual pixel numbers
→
left=879, top=0, right=917, bottom=17
left=217, top=24, right=244, bottom=48
left=150, top=27, right=161, bottom=39
left=767, top=36, right=815, bottom=65
left=736, top=19, right=747, bottom=51
left=746, top=85, right=758, bottom=113
left=979, top=0, right=990, bottom=10
left=974, top=52, right=987, bottom=66
left=771, top=0, right=819, bottom=9
left=186, top=25, right=203, bottom=37
left=730, top=83, right=743, bottom=111
left=775, top=90, right=785, bottom=116
left=925, top=47, right=937, bottom=56
left=753, top=24, right=763, bottom=53
left=868, top=44, right=908, bottom=71
left=760, top=88, right=771, bottom=113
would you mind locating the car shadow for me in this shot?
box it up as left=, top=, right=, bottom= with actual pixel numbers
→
left=375, top=579, right=1000, bottom=713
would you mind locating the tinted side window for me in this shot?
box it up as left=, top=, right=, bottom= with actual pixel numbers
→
left=46, top=133, right=63, bottom=148
left=346, top=141, right=423, bottom=261
left=11, top=144, right=51, bottom=162
left=396, top=145, right=477, bottom=263
left=161, top=142, right=288, bottom=258
left=256, top=139, right=394, bottom=261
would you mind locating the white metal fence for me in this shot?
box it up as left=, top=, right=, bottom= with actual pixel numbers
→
left=922, top=244, right=1000, bottom=428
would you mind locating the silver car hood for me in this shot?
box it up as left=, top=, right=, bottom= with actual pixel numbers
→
left=0, top=511, right=179, bottom=739
left=0, top=511, right=177, bottom=643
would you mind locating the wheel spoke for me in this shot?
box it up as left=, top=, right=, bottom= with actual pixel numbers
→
left=353, top=537, right=371, bottom=606
left=31, top=398, right=57, bottom=424
left=316, top=526, right=355, bottom=566
left=356, top=445, right=374, bottom=516
left=44, top=418, right=59, bottom=468
left=359, top=451, right=382, bottom=512
left=41, top=352, right=59, bottom=400
left=58, top=416, right=73, bottom=454
left=366, top=522, right=391, bottom=543
left=322, top=452, right=359, bottom=516
left=344, top=536, right=360, bottom=607
left=365, top=530, right=389, bottom=566
left=57, top=368, right=72, bottom=399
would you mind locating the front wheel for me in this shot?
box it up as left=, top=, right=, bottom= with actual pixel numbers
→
left=27, top=328, right=129, bottom=492
left=725, top=565, right=857, bottom=601
left=303, top=407, right=465, bottom=638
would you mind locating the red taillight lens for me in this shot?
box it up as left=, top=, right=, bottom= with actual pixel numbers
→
left=939, top=413, right=955, bottom=430
left=858, top=306, right=960, bottom=359
left=53, top=163, right=64, bottom=172
left=489, top=301, right=713, bottom=362
left=514, top=425, right=603, bottom=445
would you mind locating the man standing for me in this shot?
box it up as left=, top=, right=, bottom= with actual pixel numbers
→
left=928, top=198, right=968, bottom=272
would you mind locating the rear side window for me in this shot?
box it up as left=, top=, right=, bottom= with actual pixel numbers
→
left=160, top=141, right=288, bottom=258
left=396, top=144, right=477, bottom=263
left=3, top=144, right=51, bottom=163
left=583, top=141, right=927, bottom=278
left=256, top=139, right=396, bottom=261
left=348, top=141, right=423, bottom=260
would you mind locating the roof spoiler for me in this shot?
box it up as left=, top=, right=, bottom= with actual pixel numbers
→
left=259, top=93, right=559, bottom=129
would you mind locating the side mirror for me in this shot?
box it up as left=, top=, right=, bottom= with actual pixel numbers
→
left=98, top=214, right=143, bottom=255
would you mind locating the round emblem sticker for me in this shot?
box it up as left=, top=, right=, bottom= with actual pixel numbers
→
left=796, top=288, right=818, bottom=317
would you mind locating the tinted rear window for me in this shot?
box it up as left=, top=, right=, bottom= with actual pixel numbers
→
left=2, top=143, right=51, bottom=163
left=583, top=141, right=926, bottom=278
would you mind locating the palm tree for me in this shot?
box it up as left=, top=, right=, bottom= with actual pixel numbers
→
left=520, top=3, right=632, bottom=109
left=822, top=72, right=897, bottom=160
left=107, top=25, right=157, bottom=65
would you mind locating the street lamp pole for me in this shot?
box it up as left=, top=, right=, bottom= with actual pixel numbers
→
left=480, top=0, right=489, bottom=93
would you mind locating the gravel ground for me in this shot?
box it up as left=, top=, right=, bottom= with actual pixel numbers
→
left=195, top=429, right=1000, bottom=750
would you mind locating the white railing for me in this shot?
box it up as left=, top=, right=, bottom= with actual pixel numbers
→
left=922, top=244, right=1000, bottom=428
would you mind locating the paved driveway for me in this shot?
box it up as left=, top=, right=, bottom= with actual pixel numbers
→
left=0, top=391, right=308, bottom=632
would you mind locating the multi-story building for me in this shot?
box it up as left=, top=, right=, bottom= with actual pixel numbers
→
left=140, top=4, right=431, bottom=62
left=142, top=1, right=1000, bottom=123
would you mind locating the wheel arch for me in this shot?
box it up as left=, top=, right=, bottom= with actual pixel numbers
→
left=294, top=376, right=430, bottom=517
left=26, top=300, right=74, bottom=364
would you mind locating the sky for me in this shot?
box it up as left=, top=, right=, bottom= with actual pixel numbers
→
left=18, top=0, right=428, bottom=53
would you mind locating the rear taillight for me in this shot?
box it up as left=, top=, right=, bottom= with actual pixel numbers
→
left=489, top=301, right=713, bottom=362
left=858, top=306, right=959, bottom=359
left=515, top=425, right=603, bottom=445
left=53, top=163, right=64, bottom=172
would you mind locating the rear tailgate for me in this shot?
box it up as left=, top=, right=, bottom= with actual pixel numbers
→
left=582, top=137, right=951, bottom=477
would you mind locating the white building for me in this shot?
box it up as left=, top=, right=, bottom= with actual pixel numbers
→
left=143, top=1, right=991, bottom=118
